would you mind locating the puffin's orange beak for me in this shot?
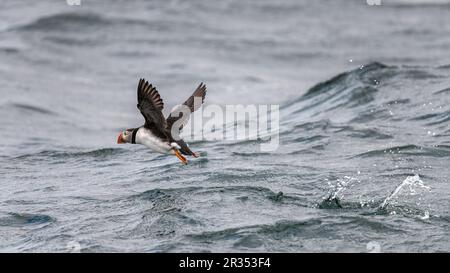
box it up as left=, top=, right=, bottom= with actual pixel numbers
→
left=117, top=133, right=125, bottom=144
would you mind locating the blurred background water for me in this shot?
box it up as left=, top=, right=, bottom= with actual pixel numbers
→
left=0, top=0, right=449, bottom=252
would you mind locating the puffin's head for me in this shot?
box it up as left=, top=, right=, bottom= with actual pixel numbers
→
left=117, top=129, right=133, bottom=144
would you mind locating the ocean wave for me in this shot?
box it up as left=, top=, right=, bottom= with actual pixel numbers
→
left=184, top=218, right=323, bottom=242
left=3, top=103, right=57, bottom=115
left=12, top=11, right=168, bottom=34
left=134, top=186, right=281, bottom=200
left=385, top=0, right=450, bottom=7
left=301, top=62, right=390, bottom=99
left=130, top=186, right=308, bottom=211
left=183, top=215, right=404, bottom=248
left=13, top=148, right=126, bottom=161
left=16, top=12, right=109, bottom=32
left=280, top=62, right=396, bottom=122
left=0, top=212, right=55, bottom=227
left=282, top=62, right=446, bottom=121
left=125, top=186, right=308, bottom=241
left=353, top=144, right=450, bottom=158
left=0, top=47, right=20, bottom=54
left=434, top=87, right=450, bottom=95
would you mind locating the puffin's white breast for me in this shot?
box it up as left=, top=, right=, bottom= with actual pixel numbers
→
left=136, top=128, right=172, bottom=154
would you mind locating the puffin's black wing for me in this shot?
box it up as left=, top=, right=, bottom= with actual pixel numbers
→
left=136, top=78, right=168, bottom=138
left=166, top=82, right=207, bottom=131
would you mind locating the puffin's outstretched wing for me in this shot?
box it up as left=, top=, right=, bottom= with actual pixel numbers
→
left=136, top=78, right=168, bottom=138
left=166, top=82, right=207, bottom=131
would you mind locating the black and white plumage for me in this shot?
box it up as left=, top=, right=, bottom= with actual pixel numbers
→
left=117, top=78, right=207, bottom=164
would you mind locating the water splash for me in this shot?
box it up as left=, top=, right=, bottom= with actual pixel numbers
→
left=327, top=176, right=361, bottom=200
left=320, top=176, right=361, bottom=208
left=379, top=174, right=431, bottom=211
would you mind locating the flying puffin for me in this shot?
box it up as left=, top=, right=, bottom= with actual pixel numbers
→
left=117, top=78, right=207, bottom=164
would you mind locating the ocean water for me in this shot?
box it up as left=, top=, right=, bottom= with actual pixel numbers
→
left=0, top=0, right=449, bottom=252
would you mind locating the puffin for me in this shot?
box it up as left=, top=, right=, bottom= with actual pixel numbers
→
left=117, top=78, right=207, bottom=164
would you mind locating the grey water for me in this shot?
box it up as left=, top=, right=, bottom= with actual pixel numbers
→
left=0, top=0, right=449, bottom=252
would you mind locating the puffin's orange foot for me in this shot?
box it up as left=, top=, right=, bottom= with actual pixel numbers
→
left=173, top=149, right=188, bottom=165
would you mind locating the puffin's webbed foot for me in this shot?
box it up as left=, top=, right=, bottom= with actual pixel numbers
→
left=173, top=148, right=188, bottom=165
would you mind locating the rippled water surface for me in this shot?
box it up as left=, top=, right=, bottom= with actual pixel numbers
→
left=0, top=0, right=449, bottom=252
